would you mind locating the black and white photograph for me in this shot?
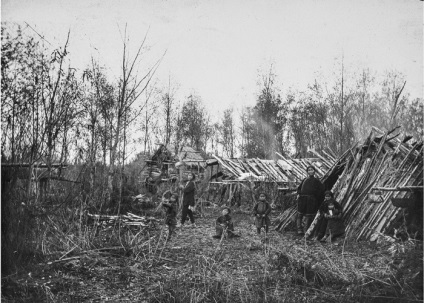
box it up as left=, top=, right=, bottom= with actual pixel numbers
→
left=1, top=0, right=423, bottom=301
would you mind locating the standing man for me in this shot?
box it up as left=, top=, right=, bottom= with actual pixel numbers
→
left=296, top=165, right=325, bottom=236
left=179, top=172, right=196, bottom=227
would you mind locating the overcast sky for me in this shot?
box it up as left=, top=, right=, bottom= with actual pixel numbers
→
left=2, top=0, right=423, bottom=114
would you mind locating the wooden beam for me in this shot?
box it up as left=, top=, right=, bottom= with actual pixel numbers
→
left=277, top=187, right=297, bottom=191
left=1, top=163, right=68, bottom=168
left=210, top=180, right=289, bottom=184
left=372, top=186, right=423, bottom=191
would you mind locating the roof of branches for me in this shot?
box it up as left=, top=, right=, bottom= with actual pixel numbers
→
left=276, top=126, right=423, bottom=241
left=211, top=152, right=335, bottom=184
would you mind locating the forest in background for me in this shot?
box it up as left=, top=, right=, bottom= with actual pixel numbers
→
left=2, top=24, right=422, bottom=165
left=1, top=24, right=423, bottom=275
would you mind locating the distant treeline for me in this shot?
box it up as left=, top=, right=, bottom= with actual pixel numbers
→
left=2, top=23, right=423, bottom=181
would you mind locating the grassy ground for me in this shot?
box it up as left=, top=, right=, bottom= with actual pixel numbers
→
left=2, top=206, right=423, bottom=302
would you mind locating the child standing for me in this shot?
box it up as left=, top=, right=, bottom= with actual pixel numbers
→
left=162, top=192, right=178, bottom=241
left=253, top=192, right=271, bottom=235
left=318, top=191, right=344, bottom=242
left=213, top=207, right=239, bottom=239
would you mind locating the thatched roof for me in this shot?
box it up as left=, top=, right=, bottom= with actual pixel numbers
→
left=275, top=127, right=423, bottom=241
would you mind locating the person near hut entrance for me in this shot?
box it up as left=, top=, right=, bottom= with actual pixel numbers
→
left=179, top=172, right=196, bottom=227
left=213, top=207, right=240, bottom=239
left=296, top=165, right=325, bottom=236
left=253, top=192, right=272, bottom=235
left=316, top=191, right=345, bottom=242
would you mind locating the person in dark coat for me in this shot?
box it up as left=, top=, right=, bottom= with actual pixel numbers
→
left=317, top=191, right=345, bottom=242
left=296, top=165, right=325, bottom=235
left=162, top=192, right=178, bottom=241
left=253, top=192, right=272, bottom=235
left=213, top=207, right=239, bottom=239
left=179, top=172, right=196, bottom=227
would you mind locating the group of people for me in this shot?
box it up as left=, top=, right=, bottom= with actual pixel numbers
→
left=161, top=172, right=197, bottom=241
left=212, top=191, right=273, bottom=239
left=161, top=172, right=273, bottom=241
left=296, top=165, right=345, bottom=242
left=161, top=165, right=344, bottom=243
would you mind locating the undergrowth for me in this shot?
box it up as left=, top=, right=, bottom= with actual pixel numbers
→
left=2, top=202, right=423, bottom=303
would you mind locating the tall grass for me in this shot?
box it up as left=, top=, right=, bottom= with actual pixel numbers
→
left=2, top=183, right=422, bottom=303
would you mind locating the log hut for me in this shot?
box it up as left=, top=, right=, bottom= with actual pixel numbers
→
left=144, top=144, right=206, bottom=193
left=275, top=127, right=423, bottom=241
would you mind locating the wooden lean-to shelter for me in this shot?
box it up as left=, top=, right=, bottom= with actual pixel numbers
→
left=210, top=154, right=334, bottom=184
left=275, top=127, right=423, bottom=241
left=206, top=152, right=335, bottom=205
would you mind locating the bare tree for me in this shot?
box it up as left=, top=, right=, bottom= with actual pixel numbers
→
left=238, top=106, right=255, bottom=158
left=380, top=71, right=407, bottom=129
left=81, top=60, right=116, bottom=206
left=179, top=94, right=210, bottom=151
left=2, top=25, right=81, bottom=197
left=160, top=76, right=179, bottom=145
left=1, top=24, right=83, bottom=273
left=105, top=27, right=162, bottom=209
left=218, top=108, right=236, bottom=158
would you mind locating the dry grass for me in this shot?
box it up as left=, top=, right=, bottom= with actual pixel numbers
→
left=2, top=205, right=423, bottom=303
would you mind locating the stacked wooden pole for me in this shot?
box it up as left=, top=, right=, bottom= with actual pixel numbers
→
left=335, top=129, right=422, bottom=241
left=276, top=127, right=423, bottom=241
left=211, top=151, right=333, bottom=184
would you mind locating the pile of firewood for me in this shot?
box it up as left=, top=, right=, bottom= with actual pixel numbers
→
left=87, top=212, right=159, bottom=228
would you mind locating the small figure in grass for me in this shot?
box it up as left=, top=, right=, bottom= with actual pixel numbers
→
left=253, top=192, right=272, bottom=235
left=317, top=190, right=345, bottom=242
left=162, top=192, right=178, bottom=241
left=213, top=207, right=240, bottom=239
left=179, top=172, right=196, bottom=227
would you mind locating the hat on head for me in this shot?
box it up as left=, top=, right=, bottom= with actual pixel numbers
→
left=257, top=191, right=267, bottom=199
left=306, top=165, right=316, bottom=172
left=324, top=190, right=334, bottom=198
